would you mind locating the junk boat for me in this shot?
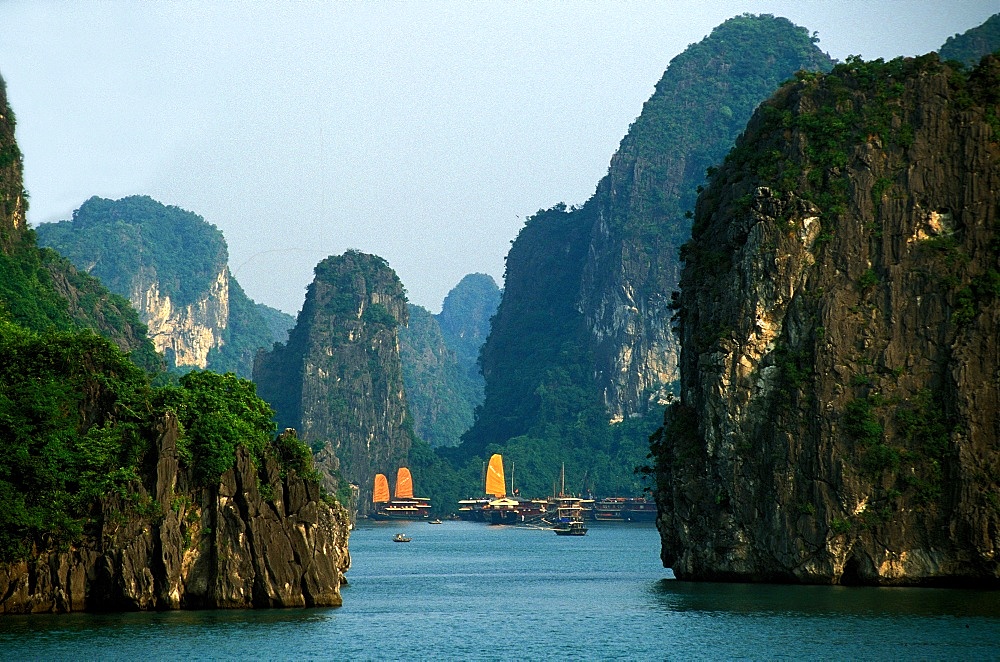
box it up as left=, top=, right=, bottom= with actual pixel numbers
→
left=478, top=454, right=547, bottom=524
left=370, top=468, right=432, bottom=520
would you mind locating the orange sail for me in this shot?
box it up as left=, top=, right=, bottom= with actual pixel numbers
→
left=485, top=454, right=506, bottom=497
left=373, top=473, right=390, bottom=503
left=395, top=467, right=414, bottom=499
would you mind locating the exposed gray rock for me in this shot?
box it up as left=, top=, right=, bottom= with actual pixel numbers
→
left=0, top=414, right=350, bottom=613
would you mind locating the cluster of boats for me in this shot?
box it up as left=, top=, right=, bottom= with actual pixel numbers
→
left=370, top=455, right=655, bottom=537
left=456, top=494, right=656, bottom=525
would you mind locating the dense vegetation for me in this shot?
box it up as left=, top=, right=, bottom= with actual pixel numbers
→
left=609, top=13, right=834, bottom=245
left=939, top=13, right=1000, bottom=67
left=0, top=229, right=161, bottom=371
left=37, top=196, right=227, bottom=307
left=36, top=195, right=292, bottom=377
left=0, top=315, right=314, bottom=562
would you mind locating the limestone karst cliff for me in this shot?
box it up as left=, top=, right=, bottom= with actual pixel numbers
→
left=0, top=69, right=348, bottom=614
left=0, top=75, right=24, bottom=253
left=36, top=196, right=293, bottom=378
left=0, top=415, right=349, bottom=613
left=654, top=53, right=1000, bottom=586
left=254, top=250, right=413, bottom=509
left=460, top=15, right=832, bottom=468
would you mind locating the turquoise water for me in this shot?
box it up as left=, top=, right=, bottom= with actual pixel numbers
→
left=2, top=520, right=999, bottom=660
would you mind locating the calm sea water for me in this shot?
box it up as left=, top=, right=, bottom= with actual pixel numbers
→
left=2, top=520, right=999, bottom=660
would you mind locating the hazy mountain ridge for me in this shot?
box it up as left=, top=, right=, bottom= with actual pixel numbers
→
left=399, top=273, right=499, bottom=448
left=938, top=12, right=1000, bottom=67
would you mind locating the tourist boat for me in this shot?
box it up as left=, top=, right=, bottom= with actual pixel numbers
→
left=476, top=454, right=549, bottom=524
left=369, top=468, right=432, bottom=520
left=593, top=497, right=627, bottom=521
left=553, top=520, right=588, bottom=536
left=623, top=497, right=657, bottom=522
left=457, top=497, right=491, bottom=521
left=392, top=532, right=412, bottom=542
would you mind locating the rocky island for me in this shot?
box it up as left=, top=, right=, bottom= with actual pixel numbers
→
left=654, top=53, right=1000, bottom=586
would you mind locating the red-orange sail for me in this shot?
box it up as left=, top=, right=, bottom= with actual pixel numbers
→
left=485, top=453, right=506, bottom=497
left=395, top=467, right=414, bottom=499
left=373, top=473, right=390, bottom=503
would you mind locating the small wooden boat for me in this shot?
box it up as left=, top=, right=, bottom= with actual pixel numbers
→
left=392, top=533, right=412, bottom=542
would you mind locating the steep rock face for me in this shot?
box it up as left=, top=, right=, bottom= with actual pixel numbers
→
left=0, top=75, right=25, bottom=252
left=462, top=15, right=833, bottom=457
left=579, top=16, right=833, bottom=422
left=254, top=251, right=412, bottom=508
left=0, top=415, right=350, bottom=613
left=137, top=266, right=230, bottom=369
left=655, top=55, right=1000, bottom=586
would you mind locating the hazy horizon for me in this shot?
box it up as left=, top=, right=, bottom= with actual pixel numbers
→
left=1, top=2, right=994, bottom=314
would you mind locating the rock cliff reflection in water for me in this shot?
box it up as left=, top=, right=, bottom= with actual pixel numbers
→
left=2, top=521, right=998, bottom=659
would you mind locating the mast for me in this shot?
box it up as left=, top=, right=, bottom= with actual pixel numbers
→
left=560, top=463, right=565, bottom=497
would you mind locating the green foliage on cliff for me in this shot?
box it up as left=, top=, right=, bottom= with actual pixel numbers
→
left=0, top=320, right=315, bottom=561
left=939, top=13, right=1000, bottom=68
left=616, top=13, right=833, bottom=244
left=37, top=196, right=228, bottom=308
left=254, top=250, right=413, bottom=505
left=0, top=229, right=161, bottom=372
left=155, top=371, right=277, bottom=486
left=36, top=195, right=292, bottom=377
left=708, top=53, right=1000, bottom=242
left=0, top=319, right=152, bottom=561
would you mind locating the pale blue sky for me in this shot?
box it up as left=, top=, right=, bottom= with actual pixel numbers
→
left=0, top=2, right=995, bottom=314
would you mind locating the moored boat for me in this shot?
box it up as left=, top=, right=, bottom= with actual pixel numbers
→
left=594, top=497, right=627, bottom=521
left=370, top=467, right=432, bottom=520
left=623, top=497, right=657, bottom=522
left=553, top=520, right=588, bottom=536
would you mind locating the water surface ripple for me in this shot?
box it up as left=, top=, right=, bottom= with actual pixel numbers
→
left=2, top=521, right=998, bottom=660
